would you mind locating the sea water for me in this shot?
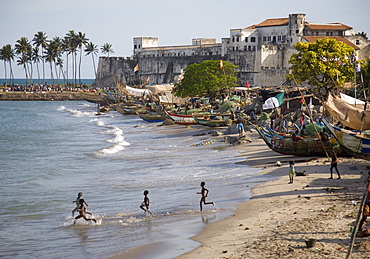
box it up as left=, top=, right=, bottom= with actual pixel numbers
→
left=0, top=101, right=271, bottom=258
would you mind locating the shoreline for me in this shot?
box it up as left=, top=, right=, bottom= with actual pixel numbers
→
left=178, top=136, right=370, bottom=258
left=109, top=124, right=370, bottom=258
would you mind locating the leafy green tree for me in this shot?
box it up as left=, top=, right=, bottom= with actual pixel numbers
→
left=101, top=43, right=114, bottom=57
left=85, top=42, right=99, bottom=78
left=173, top=60, right=239, bottom=100
left=362, top=59, right=370, bottom=97
left=287, top=37, right=355, bottom=100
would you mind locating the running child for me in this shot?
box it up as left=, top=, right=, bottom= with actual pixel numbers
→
left=74, top=199, right=97, bottom=224
left=72, top=192, right=89, bottom=217
left=197, top=182, right=216, bottom=211
left=140, top=190, right=153, bottom=215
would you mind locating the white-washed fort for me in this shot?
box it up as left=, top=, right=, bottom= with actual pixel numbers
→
left=95, top=13, right=370, bottom=87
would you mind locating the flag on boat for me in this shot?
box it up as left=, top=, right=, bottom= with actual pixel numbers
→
left=245, top=81, right=249, bottom=88
left=133, top=64, right=139, bottom=72
left=262, top=92, right=284, bottom=110
left=219, top=60, right=224, bottom=69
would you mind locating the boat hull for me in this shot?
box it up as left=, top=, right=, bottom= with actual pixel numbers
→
left=255, top=125, right=340, bottom=156
left=322, top=117, right=370, bottom=161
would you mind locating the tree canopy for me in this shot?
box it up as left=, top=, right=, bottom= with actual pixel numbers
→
left=286, top=37, right=355, bottom=100
left=173, top=60, right=239, bottom=99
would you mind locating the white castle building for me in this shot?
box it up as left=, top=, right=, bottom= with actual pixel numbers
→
left=96, top=13, right=369, bottom=87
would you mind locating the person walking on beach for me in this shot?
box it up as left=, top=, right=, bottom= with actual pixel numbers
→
left=289, top=160, right=295, bottom=184
left=74, top=199, right=97, bottom=224
left=197, top=182, right=216, bottom=211
left=72, top=192, right=89, bottom=217
left=140, top=190, right=153, bottom=215
left=237, top=118, right=244, bottom=136
left=329, top=150, right=341, bottom=179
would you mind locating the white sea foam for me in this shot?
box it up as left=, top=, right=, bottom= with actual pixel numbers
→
left=91, top=119, right=130, bottom=155
left=60, top=106, right=97, bottom=117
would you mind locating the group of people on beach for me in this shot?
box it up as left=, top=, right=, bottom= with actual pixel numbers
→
left=72, top=182, right=217, bottom=224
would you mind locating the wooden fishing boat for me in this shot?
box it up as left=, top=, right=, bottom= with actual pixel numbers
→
left=164, top=110, right=203, bottom=125
left=79, top=91, right=107, bottom=105
left=322, top=117, right=370, bottom=161
left=255, top=125, right=340, bottom=156
left=137, top=112, right=167, bottom=122
left=323, top=93, right=370, bottom=131
left=192, top=116, right=233, bottom=127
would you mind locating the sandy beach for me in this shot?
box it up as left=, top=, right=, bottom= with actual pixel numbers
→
left=177, top=128, right=370, bottom=259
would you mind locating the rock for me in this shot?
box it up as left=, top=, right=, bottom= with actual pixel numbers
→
left=209, top=130, right=222, bottom=136
left=224, top=135, right=252, bottom=145
left=161, top=119, right=175, bottom=125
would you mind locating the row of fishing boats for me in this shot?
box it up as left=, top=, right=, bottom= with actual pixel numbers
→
left=80, top=90, right=240, bottom=126
left=255, top=93, right=370, bottom=161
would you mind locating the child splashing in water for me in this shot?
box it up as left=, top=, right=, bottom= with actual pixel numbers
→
left=197, top=182, right=217, bottom=211
left=140, top=190, right=153, bottom=215
left=74, top=199, right=97, bottom=224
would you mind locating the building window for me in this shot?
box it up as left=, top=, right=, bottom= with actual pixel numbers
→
left=245, top=37, right=248, bottom=42
left=248, top=46, right=251, bottom=51
left=282, top=35, right=286, bottom=41
left=134, top=45, right=137, bottom=49
left=232, top=37, right=235, bottom=42
left=236, top=47, right=238, bottom=50
left=311, top=31, right=314, bottom=36
left=244, top=46, right=247, bottom=51
left=278, top=35, right=281, bottom=41
left=326, top=32, right=329, bottom=36
left=356, top=40, right=360, bottom=45
left=316, top=31, right=319, bottom=36
left=236, top=37, right=239, bottom=42
left=209, top=52, right=213, bottom=55
left=296, top=30, right=299, bottom=33
left=263, top=36, right=266, bottom=42
left=330, top=32, right=333, bottom=36
left=267, top=36, right=271, bottom=41
left=251, top=37, right=256, bottom=42
left=338, top=31, right=343, bottom=36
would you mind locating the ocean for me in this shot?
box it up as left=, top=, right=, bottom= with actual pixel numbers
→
left=0, top=101, right=271, bottom=258
left=0, top=78, right=95, bottom=86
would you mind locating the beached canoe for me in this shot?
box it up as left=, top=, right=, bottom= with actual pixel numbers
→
left=192, top=116, right=233, bottom=127
left=164, top=110, right=202, bottom=125
left=137, top=112, right=167, bottom=122
left=322, top=117, right=370, bottom=161
left=80, top=91, right=107, bottom=105
left=255, top=125, right=340, bottom=156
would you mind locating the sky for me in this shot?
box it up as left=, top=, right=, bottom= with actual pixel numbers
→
left=1, top=0, right=370, bottom=79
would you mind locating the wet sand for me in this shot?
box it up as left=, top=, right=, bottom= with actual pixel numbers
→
left=112, top=125, right=370, bottom=258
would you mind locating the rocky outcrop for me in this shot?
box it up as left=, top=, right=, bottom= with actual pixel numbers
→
left=0, top=91, right=83, bottom=101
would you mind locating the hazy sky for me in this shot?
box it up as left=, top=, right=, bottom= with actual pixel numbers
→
left=1, top=0, right=369, bottom=79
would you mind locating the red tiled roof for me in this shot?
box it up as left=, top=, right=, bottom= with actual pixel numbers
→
left=255, top=18, right=289, bottom=27
left=305, top=23, right=352, bottom=31
left=244, top=24, right=257, bottom=30
left=302, top=36, right=360, bottom=50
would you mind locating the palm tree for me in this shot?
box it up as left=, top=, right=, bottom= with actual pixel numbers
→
left=15, top=37, right=32, bottom=84
left=52, top=37, right=63, bottom=85
left=32, top=46, right=41, bottom=84
left=65, top=30, right=78, bottom=85
left=62, top=36, right=72, bottom=85
left=0, top=44, right=15, bottom=85
left=101, top=43, right=114, bottom=57
left=75, top=32, right=89, bottom=85
left=44, top=41, right=57, bottom=85
left=33, top=31, right=48, bottom=84
left=85, top=42, right=99, bottom=78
